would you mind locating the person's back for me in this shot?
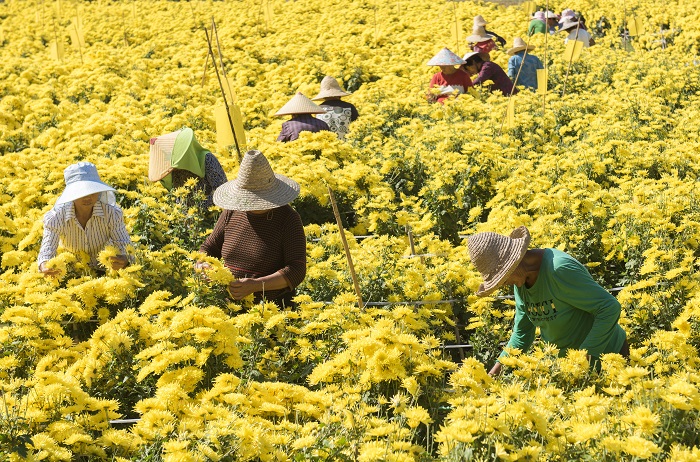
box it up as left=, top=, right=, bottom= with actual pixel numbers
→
left=508, top=52, right=544, bottom=90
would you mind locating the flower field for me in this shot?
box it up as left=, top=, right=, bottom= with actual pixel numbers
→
left=1, top=0, right=700, bottom=460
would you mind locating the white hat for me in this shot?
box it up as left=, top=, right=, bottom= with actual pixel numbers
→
left=545, top=11, right=558, bottom=19
left=560, top=18, right=582, bottom=31
left=55, top=162, right=116, bottom=205
left=462, top=51, right=480, bottom=63
left=213, top=150, right=300, bottom=211
left=274, top=92, right=326, bottom=116
left=427, top=47, right=465, bottom=66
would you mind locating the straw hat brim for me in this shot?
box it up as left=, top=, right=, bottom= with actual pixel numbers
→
left=55, top=181, right=116, bottom=205
left=466, top=35, right=492, bottom=43
left=312, top=89, right=351, bottom=100
left=213, top=173, right=300, bottom=211
left=507, top=45, right=536, bottom=55
left=475, top=227, right=531, bottom=296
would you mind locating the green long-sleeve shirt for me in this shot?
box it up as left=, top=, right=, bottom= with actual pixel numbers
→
left=503, top=248, right=626, bottom=361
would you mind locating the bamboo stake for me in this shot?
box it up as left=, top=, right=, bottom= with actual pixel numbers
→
left=561, top=20, right=581, bottom=97
left=203, top=19, right=242, bottom=160
left=543, top=0, right=549, bottom=115
left=405, top=225, right=424, bottom=265
left=327, top=185, right=364, bottom=310
left=211, top=18, right=242, bottom=159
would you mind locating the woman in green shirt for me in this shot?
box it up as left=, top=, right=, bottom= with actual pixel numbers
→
left=467, top=226, right=629, bottom=376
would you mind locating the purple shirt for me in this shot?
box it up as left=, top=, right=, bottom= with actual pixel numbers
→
left=277, top=114, right=330, bottom=142
left=473, top=61, right=518, bottom=95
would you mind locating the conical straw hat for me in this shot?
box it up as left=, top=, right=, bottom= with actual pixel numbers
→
left=148, top=130, right=181, bottom=181
left=274, top=92, right=326, bottom=116
left=426, top=47, right=465, bottom=66
left=466, top=25, right=492, bottom=43
left=467, top=226, right=531, bottom=296
left=507, top=37, right=536, bottom=55
left=312, top=76, right=351, bottom=100
left=213, top=150, right=300, bottom=211
left=473, top=15, right=488, bottom=26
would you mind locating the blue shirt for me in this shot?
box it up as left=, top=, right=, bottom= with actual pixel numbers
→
left=507, top=51, right=544, bottom=90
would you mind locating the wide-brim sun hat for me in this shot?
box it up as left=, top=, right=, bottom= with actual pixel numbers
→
left=560, top=19, right=581, bottom=32
left=507, top=37, right=536, bottom=55
left=545, top=11, right=558, bottom=19
left=427, top=47, right=465, bottom=66
left=312, top=76, right=351, bottom=100
left=55, top=161, right=116, bottom=205
left=213, top=150, right=300, bottom=211
left=467, top=226, right=531, bottom=297
left=274, top=92, right=326, bottom=116
left=473, top=15, right=488, bottom=27
left=466, top=25, right=492, bottom=43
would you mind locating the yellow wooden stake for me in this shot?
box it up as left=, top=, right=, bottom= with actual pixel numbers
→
left=628, top=16, right=644, bottom=36
left=506, top=97, right=515, bottom=129
left=563, top=39, right=584, bottom=62
left=537, top=68, right=548, bottom=95
left=50, top=40, right=64, bottom=61
left=215, top=104, right=247, bottom=152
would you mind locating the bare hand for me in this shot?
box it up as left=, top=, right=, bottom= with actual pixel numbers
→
left=488, top=362, right=503, bottom=377
left=109, top=255, right=129, bottom=270
left=39, top=262, right=61, bottom=278
left=227, top=278, right=258, bottom=300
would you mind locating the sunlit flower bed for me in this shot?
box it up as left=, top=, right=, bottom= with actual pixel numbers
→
left=1, top=0, right=700, bottom=460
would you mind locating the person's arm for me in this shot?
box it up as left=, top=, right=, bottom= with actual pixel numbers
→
left=507, top=56, right=518, bottom=80
left=198, top=210, right=229, bottom=259
left=552, top=257, right=621, bottom=358
left=107, top=205, right=132, bottom=270
left=277, top=123, right=291, bottom=142
left=204, top=153, right=228, bottom=192
left=37, top=210, right=61, bottom=276
left=228, top=209, right=306, bottom=299
left=491, top=303, right=536, bottom=375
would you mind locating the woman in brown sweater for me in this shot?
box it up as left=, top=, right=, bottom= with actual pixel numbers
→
left=197, top=150, right=306, bottom=307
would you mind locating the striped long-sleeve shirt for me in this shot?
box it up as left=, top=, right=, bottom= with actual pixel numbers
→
left=199, top=205, right=306, bottom=305
left=37, top=201, right=132, bottom=268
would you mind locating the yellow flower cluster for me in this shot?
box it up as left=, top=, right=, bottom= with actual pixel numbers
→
left=1, top=0, right=700, bottom=460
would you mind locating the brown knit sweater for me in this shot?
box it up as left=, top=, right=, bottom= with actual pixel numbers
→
left=199, top=205, right=307, bottom=304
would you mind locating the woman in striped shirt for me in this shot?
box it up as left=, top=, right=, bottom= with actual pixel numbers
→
left=38, top=162, right=131, bottom=276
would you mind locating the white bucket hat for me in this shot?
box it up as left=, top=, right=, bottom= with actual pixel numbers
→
left=312, top=76, right=352, bottom=100
left=427, top=47, right=466, bottom=66
left=274, top=92, right=326, bottom=116
left=213, top=150, right=300, bottom=211
left=55, top=162, right=116, bottom=205
left=467, top=226, right=531, bottom=296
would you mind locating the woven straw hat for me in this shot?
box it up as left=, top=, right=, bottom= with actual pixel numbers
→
left=473, top=15, right=488, bottom=26
left=148, top=130, right=180, bottom=182
left=427, top=47, right=465, bottom=66
left=507, top=37, right=536, bottom=55
left=55, top=162, right=116, bottom=205
left=466, top=25, right=492, bottom=43
left=312, top=76, right=351, bottom=100
left=213, top=150, right=300, bottom=211
left=467, top=226, right=531, bottom=296
left=274, top=92, right=325, bottom=116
